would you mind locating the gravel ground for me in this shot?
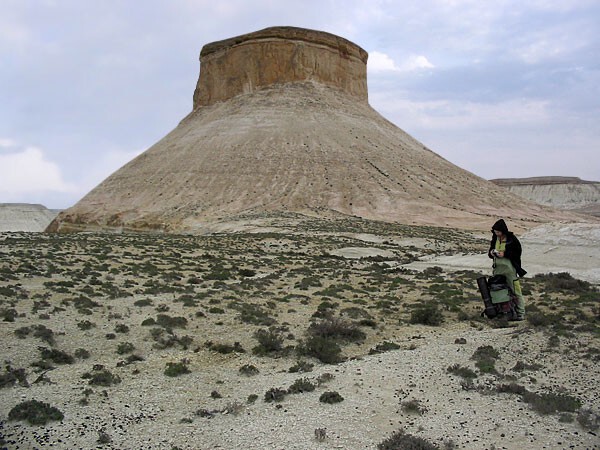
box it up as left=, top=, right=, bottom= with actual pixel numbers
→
left=2, top=322, right=599, bottom=450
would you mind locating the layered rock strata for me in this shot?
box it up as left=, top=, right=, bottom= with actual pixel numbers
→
left=492, top=177, right=600, bottom=217
left=0, top=204, right=60, bottom=232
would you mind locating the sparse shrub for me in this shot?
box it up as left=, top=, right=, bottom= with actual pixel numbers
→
left=288, top=378, right=316, bottom=394
left=297, top=335, right=342, bottom=364
left=8, top=399, right=64, bottom=425
left=238, top=268, right=256, bottom=277
left=74, top=348, right=91, bottom=359
left=85, top=369, right=121, bottom=386
left=534, top=272, right=594, bottom=293
left=156, top=314, right=187, bottom=329
left=497, top=383, right=581, bottom=415
left=238, top=364, right=260, bottom=376
left=471, top=345, right=499, bottom=374
left=377, top=429, right=440, bottom=450
left=97, top=431, right=111, bottom=444
left=447, top=364, right=477, bottom=380
left=114, top=324, right=130, bottom=333
left=369, top=341, right=401, bottom=354
left=252, top=328, right=284, bottom=355
left=577, top=408, right=600, bottom=431
left=401, top=399, right=427, bottom=415
left=14, top=326, right=30, bottom=339
left=134, top=299, right=153, bottom=307
left=165, top=361, right=191, bottom=377
left=32, top=325, right=55, bottom=345
left=116, top=342, right=135, bottom=355
left=39, top=347, right=74, bottom=365
left=308, top=317, right=366, bottom=342
left=289, top=360, right=314, bottom=373
left=319, top=391, right=344, bottom=404
left=0, top=366, right=28, bottom=388
left=205, top=341, right=245, bottom=354
left=1, top=308, right=18, bottom=322
left=264, top=387, right=287, bottom=403
left=150, top=328, right=193, bottom=350
left=409, top=302, right=444, bottom=326
left=233, top=303, right=276, bottom=326
left=316, top=373, right=335, bottom=385
left=247, top=394, right=259, bottom=404
left=210, top=390, right=222, bottom=399
left=223, top=401, right=244, bottom=415
left=77, top=320, right=95, bottom=330
left=315, top=428, right=327, bottom=442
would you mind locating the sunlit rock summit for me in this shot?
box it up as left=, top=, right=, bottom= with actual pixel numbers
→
left=48, top=26, right=565, bottom=233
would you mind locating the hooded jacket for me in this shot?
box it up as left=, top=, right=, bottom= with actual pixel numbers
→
left=488, top=219, right=527, bottom=277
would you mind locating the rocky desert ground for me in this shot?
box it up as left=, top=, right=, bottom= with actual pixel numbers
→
left=1, top=214, right=599, bottom=450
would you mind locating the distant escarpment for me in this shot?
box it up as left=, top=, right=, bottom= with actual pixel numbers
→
left=0, top=204, right=60, bottom=232
left=47, top=27, right=576, bottom=234
left=491, top=177, right=600, bottom=217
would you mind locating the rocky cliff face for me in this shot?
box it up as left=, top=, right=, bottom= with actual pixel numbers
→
left=0, top=204, right=60, bottom=232
left=193, top=26, right=368, bottom=108
left=492, top=177, right=600, bottom=217
left=47, top=27, right=577, bottom=234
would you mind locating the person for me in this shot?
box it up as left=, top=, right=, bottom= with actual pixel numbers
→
left=488, top=219, right=527, bottom=320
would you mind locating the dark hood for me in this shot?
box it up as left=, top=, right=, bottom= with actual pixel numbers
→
left=492, top=219, right=509, bottom=234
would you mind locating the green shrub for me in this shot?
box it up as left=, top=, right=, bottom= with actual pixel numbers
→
left=471, top=345, right=499, bottom=374
left=116, top=342, right=135, bottom=355
left=84, top=369, right=121, bottom=386
left=369, top=341, right=401, bottom=354
left=319, top=391, right=344, bottom=404
left=288, top=360, right=314, bottom=373
left=447, top=364, right=477, bottom=379
left=1, top=308, right=18, bottom=322
left=156, top=314, right=187, bottom=329
left=238, top=268, right=256, bottom=277
left=165, top=361, right=191, bottom=377
left=264, top=387, right=287, bottom=403
left=409, top=302, right=444, bottom=326
left=497, top=383, right=581, bottom=415
left=74, top=348, right=90, bottom=359
left=307, top=317, right=366, bottom=342
left=577, top=408, right=600, bottom=431
left=252, top=328, right=284, bottom=355
left=377, top=429, right=440, bottom=450
left=534, top=272, right=594, bottom=293
left=297, top=335, right=342, bottom=364
left=288, top=378, right=316, bottom=394
left=8, top=400, right=64, bottom=425
left=39, top=347, right=74, bottom=365
left=0, top=366, right=28, bottom=388
left=134, top=299, right=153, bottom=307
left=77, top=320, right=95, bottom=330
left=238, top=364, right=259, bottom=376
left=204, top=340, right=245, bottom=354
left=115, top=324, right=130, bottom=333
left=401, top=399, right=428, bottom=415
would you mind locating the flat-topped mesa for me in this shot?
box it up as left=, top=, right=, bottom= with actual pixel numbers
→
left=193, top=26, right=369, bottom=108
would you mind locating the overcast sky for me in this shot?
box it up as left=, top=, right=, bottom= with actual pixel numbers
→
left=1, top=0, right=599, bottom=209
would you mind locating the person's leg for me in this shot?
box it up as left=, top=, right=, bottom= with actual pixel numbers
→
left=513, top=279, right=525, bottom=318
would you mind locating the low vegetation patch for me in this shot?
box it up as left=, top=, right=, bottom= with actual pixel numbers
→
left=8, top=400, right=64, bottom=425
left=377, top=429, right=441, bottom=450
